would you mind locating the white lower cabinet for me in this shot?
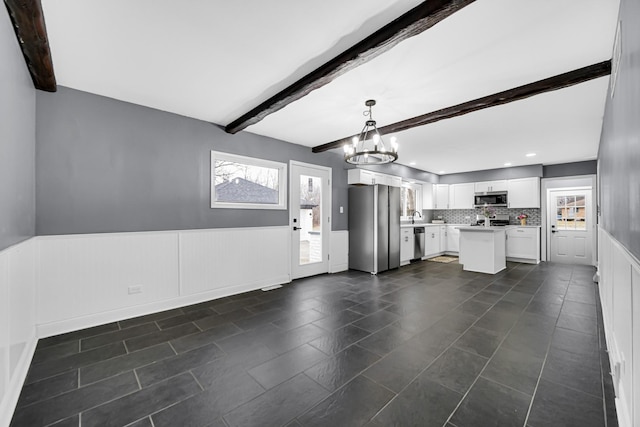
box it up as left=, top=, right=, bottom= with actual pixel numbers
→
left=424, top=226, right=441, bottom=257
left=506, top=227, right=540, bottom=263
left=400, top=228, right=413, bottom=264
left=445, top=225, right=460, bottom=253
left=439, top=226, right=447, bottom=252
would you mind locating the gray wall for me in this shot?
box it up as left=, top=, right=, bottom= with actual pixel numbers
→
left=598, top=0, right=640, bottom=260
left=543, top=161, right=597, bottom=178
left=0, top=8, right=36, bottom=251
left=437, top=162, right=596, bottom=185
left=36, top=87, right=349, bottom=235
left=438, top=165, right=543, bottom=184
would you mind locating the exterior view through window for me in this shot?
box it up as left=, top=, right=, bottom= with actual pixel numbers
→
left=400, top=182, right=421, bottom=219
left=555, top=194, right=587, bottom=230
left=211, top=151, right=286, bottom=209
left=298, top=175, right=322, bottom=265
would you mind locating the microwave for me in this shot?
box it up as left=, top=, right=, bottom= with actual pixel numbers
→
left=474, top=191, right=508, bottom=207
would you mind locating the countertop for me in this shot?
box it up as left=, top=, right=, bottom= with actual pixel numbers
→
left=400, top=223, right=467, bottom=228
left=401, top=223, right=541, bottom=229
left=457, top=225, right=542, bottom=231
left=457, top=226, right=508, bottom=232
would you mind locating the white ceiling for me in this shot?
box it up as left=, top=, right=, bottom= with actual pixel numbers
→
left=41, top=0, right=620, bottom=174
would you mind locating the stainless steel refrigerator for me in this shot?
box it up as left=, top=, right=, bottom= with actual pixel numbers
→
left=348, top=185, right=401, bottom=274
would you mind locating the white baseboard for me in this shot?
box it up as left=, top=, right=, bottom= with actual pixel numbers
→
left=36, top=274, right=291, bottom=338
left=506, top=257, right=539, bottom=264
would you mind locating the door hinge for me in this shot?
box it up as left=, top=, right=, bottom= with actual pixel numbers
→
left=328, top=216, right=330, bottom=223
left=328, top=254, right=330, bottom=260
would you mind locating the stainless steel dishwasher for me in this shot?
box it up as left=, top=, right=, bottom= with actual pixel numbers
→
left=413, top=227, right=425, bottom=260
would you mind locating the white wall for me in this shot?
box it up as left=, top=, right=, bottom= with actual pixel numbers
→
left=0, top=240, right=38, bottom=427
left=37, top=227, right=291, bottom=337
left=598, top=227, right=640, bottom=427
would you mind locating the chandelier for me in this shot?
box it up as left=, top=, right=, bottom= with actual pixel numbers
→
left=344, top=99, right=398, bottom=165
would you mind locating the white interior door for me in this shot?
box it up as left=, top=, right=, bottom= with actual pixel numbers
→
left=290, top=162, right=331, bottom=279
left=549, top=189, right=594, bottom=265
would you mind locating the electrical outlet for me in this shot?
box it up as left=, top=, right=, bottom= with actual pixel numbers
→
left=465, top=216, right=470, bottom=220
left=340, top=206, right=344, bottom=213
left=128, top=285, right=143, bottom=295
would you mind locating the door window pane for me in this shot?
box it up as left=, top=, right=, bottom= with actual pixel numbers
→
left=556, top=194, right=587, bottom=230
left=299, top=175, right=322, bottom=265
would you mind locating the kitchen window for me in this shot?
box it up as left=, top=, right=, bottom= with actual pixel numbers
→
left=400, top=181, right=422, bottom=219
left=211, top=151, right=287, bottom=209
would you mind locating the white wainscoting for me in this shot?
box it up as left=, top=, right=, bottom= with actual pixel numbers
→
left=179, top=227, right=290, bottom=296
left=0, top=238, right=38, bottom=427
left=598, top=227, right=639, bottom=427
left=36, top=227, right=291, bottom=338
left=329, top=231, right=348, bottom=273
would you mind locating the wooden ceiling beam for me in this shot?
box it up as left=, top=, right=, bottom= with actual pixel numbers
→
left=224, top=0, right=475, bottom=134
left=312, top=60, right=612, bottom=153
left=4, top=0, right=56, bottom=92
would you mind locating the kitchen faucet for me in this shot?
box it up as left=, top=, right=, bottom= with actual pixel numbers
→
left=411, top=211, right=422, bottom=224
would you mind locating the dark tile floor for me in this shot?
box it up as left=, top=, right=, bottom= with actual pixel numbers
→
left=11, top=260, right=618, bottom=427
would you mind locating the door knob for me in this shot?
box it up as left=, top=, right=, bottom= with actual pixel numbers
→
left=293, top=226, right=301, bottom=231
left=551, top=230, right=557, bottom=233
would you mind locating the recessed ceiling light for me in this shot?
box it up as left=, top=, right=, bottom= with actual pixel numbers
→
left=526, top=153, right=536, bottom=157
left=409, top=162, right=416, bottom=166
left=504, top=162, right=512, bottom=166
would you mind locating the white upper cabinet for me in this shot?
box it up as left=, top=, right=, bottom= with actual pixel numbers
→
left=475, top=180, right=508, bottom=193
left=348, top=169, right=374, bottom=185
left=422, top=182, right=434, bottom=209
left=434, top=184, right=449, bottom=209
left=347, top=169, right=401, bottom=187
left=507, top=177, right=540, bottom=208
left=385, top=175, right=402, bottom=188
left=448, top=183, right=475, bottom=209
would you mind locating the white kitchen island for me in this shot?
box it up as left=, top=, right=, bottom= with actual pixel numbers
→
left=458, top=226, right=506, bottom=274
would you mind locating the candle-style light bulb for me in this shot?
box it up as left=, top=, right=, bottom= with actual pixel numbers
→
left=390, top=136, right=398, bottom=152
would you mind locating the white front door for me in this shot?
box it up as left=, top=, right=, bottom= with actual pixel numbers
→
left=290, top=162, right=331, bottom=279
left=549, top=189, right=594, bottom=265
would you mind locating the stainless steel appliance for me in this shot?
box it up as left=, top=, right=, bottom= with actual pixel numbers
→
left=475, top=213, right=510, bottom=226
left=413, top=227, right=425, bottom=260
left=474, top=191, right=508, bottom=207
left=348, top=185, right=400, bottom=274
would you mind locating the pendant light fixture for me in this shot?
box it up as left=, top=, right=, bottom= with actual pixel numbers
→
left=344, top=99, right=398, bottom=165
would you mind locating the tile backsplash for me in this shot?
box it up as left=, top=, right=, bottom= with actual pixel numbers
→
left=426, top=208, right=541, bottom=226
